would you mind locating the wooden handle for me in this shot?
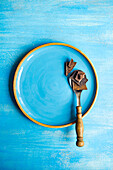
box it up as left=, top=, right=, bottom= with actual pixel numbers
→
left=76, top=106, right=84, bottom=147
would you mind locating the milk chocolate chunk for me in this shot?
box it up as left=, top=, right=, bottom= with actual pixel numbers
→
left=70, top=70, right=88, bottom=90
left=72, top=81, right=87, bottom=91
left=66, top=59, right=77, bottom=76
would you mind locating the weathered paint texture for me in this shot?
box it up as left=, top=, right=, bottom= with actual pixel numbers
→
left=0, top=0, right=113, bottom=169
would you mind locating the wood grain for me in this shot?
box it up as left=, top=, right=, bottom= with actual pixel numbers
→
left=76, top=106, right=84, bottom=147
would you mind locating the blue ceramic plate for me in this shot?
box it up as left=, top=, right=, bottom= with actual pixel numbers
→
left=13, top=43, right=98, bottom=128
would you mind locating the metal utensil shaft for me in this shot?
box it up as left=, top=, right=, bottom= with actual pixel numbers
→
left=75, top=90, right=82, bottom=106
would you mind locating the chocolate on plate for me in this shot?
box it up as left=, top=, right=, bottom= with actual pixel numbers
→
left=65, top=59, right=76, bottom=76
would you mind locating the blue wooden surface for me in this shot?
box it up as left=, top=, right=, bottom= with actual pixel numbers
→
left=0, top=0, right=113, bottom=169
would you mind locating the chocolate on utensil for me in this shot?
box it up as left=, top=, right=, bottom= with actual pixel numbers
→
left=70, top=70, right=88, bottom=90
left=72, top=81, right=87, bottom=91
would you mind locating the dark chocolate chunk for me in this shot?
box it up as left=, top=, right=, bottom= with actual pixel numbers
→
left=72, top=81, right=87, bottom=91
left=66, top=59, right=76, bottom=76
left=70, top=70, right=88, bottom=90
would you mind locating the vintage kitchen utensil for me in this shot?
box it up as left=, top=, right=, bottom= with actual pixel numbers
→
left=13, top=43, right=98, bottom=128
left=68, top=68, right=88, bottom=147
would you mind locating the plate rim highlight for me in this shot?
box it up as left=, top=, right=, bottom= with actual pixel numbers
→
left=13, top=42, right=98, bottom=128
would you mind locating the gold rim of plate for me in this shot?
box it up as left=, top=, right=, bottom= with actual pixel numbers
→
left=13, top=43, right=99, bottom=128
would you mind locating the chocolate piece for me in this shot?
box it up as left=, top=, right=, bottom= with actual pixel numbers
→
left=66, top=59, right=76, bottom=76
left=70, top=70, right=88, bottom=86
left=70, top=70, right=88, bottom=90
left=72, top=81, right=87, bottom=91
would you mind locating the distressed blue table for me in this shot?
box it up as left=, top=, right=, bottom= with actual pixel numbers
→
left=0, top=0, right=113, bottom=169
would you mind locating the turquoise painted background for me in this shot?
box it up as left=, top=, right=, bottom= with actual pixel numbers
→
left=0, top=0, right=113, bottom=169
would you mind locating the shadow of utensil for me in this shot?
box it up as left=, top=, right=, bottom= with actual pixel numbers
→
left=70, top=92, right=76, bottom=121
left=64, top=59, right=77, bottom=121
